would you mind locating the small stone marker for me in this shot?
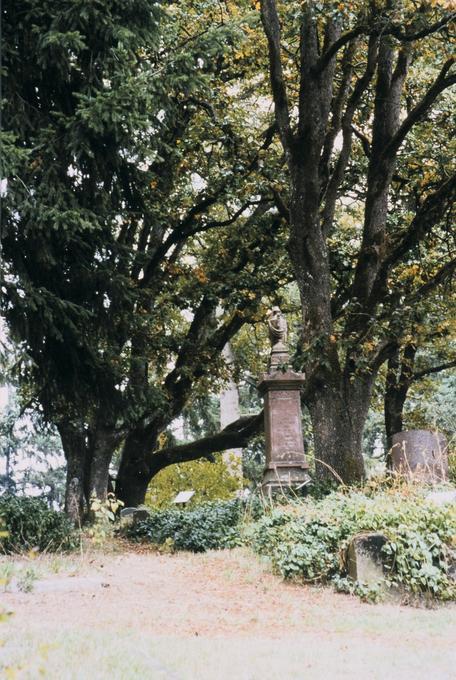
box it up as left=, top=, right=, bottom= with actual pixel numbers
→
left=173, top=490, right=195, bottom=506
left=133, top=509, right=150, bottom=521
left=120, top=507, right=150, bottom=524
left=347, top=533, right=388, bottom=585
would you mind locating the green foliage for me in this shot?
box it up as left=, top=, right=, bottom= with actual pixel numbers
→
left=1, top=0, right=289, bottom=509
left=449, top=450, right=456, bottom=486
left=145, top=453, right=244, bottom=509
left=1, top=0, right=285, bottom=427
left=16, top=566, right=38, bottom=593
left=121, top=482, right=456, bottom=604
left=127, top=499, right=245, bottom=552
left=0, top=496, right=77, bottom=554
left=90, top=492, right=123, bottom=523
left=242, top=434, right=266, bottom=486
left=249, top=488, right=456, bottom=602
left=84, top=492, right=124, bottom=546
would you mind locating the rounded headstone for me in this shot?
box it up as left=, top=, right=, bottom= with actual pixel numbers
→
left=391, top=430, right=448, bottom=481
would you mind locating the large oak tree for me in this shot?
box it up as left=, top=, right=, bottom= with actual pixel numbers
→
left=259, top=0, right=455, bottom=482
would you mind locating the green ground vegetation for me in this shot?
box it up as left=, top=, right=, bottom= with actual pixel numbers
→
left=126, top=481, right=456, bottom=603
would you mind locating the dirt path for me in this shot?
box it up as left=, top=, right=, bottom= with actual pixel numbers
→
left=1, top=548, right=455, bottom=679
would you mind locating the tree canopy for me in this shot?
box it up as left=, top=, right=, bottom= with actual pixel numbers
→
left=1, top=0, right=289, bottom=516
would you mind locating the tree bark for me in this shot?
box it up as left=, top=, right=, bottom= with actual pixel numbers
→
left=86, top=425, right=121, bottom=504
left=307, top=378, right=370, bottom=484
left=116, top=427, right=158, bottom=507
left=384, top=345, right=416, bottom=460
left=58, top=422, right=87, bottom=524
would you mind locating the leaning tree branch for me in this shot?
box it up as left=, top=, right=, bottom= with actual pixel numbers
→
left=406, top=258, right=456, bottom=303
left=389, top=14, right=456, bottom=42
left=412, top=359, right=456, bottom=382
left=314, top=26, right=365, bottom=74
left=382, top=174, right=456, bottom=271
left=147, top=412, right=263, bottom=474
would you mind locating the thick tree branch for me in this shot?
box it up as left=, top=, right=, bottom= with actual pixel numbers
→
left=161, top=209, right=283, bottom=422
left=370, top=339, right=400, bottom=373
left=385, top=174, right=456, bottom=270
left=260, top=0, right=293, bottom=150
left=347, top=42, right=409, bottom=317
left=375, top=257, right=455, bottom=326
left=270, top=187, right=289, bottom=222
left=163, top=295, right=218, bottom=402
left=389, top=14, right=456, bottom=42
left=314, top=26, right=365, bottom=74
left=148, top=412, right=263, bottom=473
left=351, top=125, right=371, bottom=158
left=313, top=14, right=454, bottom=75
left=412, top=359, right=456, bottom=382
left=320, top=40, right=358, bottom=186
left=407, top=258, right=456, bottom=303
left=140, top=117, right=279, bottom=289
left=321, top=35, right=378, bottom=237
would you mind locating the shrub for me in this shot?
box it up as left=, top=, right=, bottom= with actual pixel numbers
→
left=127, top=498, right=264, bottom=552
left=145, top=453, right=245, bottom=509
left=249, top=488, right=456, bottom=602
left=0, top=495, right=77, bottom=553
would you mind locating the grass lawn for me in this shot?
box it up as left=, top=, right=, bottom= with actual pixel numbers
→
left=1, top=547, right=455, bottom=679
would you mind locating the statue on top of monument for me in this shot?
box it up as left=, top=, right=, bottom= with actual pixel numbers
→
left=267, top=306, right=287, bottom=348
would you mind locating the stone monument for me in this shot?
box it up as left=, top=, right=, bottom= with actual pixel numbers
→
left=258, top=307, right=310, bottom=493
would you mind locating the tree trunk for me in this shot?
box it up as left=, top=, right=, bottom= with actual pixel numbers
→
left=116, top=428, right=158, bottom=507
left=384, top=345, right=416, bottom=464
left=306, top=378, right=370, bottom=484
left=58, top=423, right=87, bottom=524
left=85, top=426, right=119, bottom=505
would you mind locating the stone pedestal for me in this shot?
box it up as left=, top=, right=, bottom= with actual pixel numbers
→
left=391, top=430, right=448, bottom=482
left=258, top=369, right=310, bottom=494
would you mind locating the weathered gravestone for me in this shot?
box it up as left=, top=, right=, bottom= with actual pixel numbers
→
left=258, top=308, right=310, bottom=493
left=120, top=507, right=150, bottom=526
left=347, top=533, right=388, bottom=585
left=391, top=430, right=448, bottom=482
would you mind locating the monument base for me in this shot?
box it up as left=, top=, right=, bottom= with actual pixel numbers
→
left=261, top=462, right=311, bottom=496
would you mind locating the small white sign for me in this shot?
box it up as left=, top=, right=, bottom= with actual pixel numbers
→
left=173, top=490, right=195, bottom=504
